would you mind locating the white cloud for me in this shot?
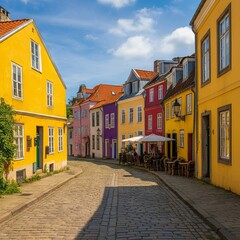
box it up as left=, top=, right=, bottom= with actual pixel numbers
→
left=21, top=0, right=29, bottom=4
left=97, top=0, right=136, bottom=8
left=110, top=36, right=152, bottom=59
left=85, top=34, right=98, bottom=40
left=160, top=27, right=194, bottom=54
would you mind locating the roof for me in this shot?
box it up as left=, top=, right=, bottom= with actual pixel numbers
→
left=144, top=73, right=167, bottom=89
left=190, top=0, right=206, bottom=26
left=163, top=71, right=195, bottom=102
left=134, top=69, right=158, bottom=81
left=0, top=19, right=30, bottom=39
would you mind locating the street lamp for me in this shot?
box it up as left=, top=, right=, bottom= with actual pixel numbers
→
left=173, top=99, right=185, bottom=121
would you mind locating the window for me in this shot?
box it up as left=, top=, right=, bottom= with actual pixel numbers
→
left=148, top=115, right=152, bottom=130
left=183, top=62, right=188, bottom=80
left=132, top=81, right=138, bottom=93
left=166, top=103, right=169, bottom=120
left=157, top=113, right=162, bottom=129
left=218, top=5, right=231, bottom=74
left=180, top=129, right=184, bottom=148
left=105, top=114, right=109, bottom=128
left=149, top=88, right=154, bottom=102
left=137, top=106, right=142, bottom=122
left=186, top=94, right=192, bottom=114
left=92, top=135, right=95, bottom=150
left=201, top=32, right=210, bottom=83
left=121, top=109, right=125, bottom=124
left=158, top=85, right=163, bottom=100
left=31, top=40, right=41, bottom=71
left=92, top=113, right=95, bottom=127
left=177, top=98, right=182, bottom=116
left=110, top=113, right=115, bottom=128
left=12, top=63, right=23, bottom=99
left=96, top=112, right=99, bottom=126
left=47, top=81, right=53, bottom=107
left=96, top=135, right=100, bottom=150
left=58, top=128, right=63, bottom=152
left=129, top=108, right=134, bottom=123
left=171, top=101, right=175, bottom=119
left=172, top=71, right=177, bottom=87
left=218, top=105, right=231, bottom=163
left=48, top=127, right=54, bottom=154
left=14, top=124, right=24, bottom=159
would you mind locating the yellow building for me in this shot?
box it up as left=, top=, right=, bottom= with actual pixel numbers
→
left=164, top=56, right=195, bottom=161
left=117, top=69, right=158, bottom=155
left=191, top=0, right=240, bottom=194
left=0, top=8, right=67, bottom=182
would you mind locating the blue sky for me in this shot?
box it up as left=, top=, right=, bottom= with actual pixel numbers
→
left=2, top=0, right=200, bottom=101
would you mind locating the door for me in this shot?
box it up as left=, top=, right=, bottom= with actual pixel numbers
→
left=172, top=133, right=177, bottom=158
left=202, top=114, right=210, bottom=178
left=188, top=133, right=193, bottom=161
left=105, top=139, right=110, bottom=158
left=167, top=134, right=171, bottom=158
left=36, top=126, right=43, bottom=170
left=112, top=140, right=117, bottom=159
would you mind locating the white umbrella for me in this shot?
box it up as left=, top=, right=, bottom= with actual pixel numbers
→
left=138, top=133, right=174, bottom=142
left=122, top=135, right=144, bottom=142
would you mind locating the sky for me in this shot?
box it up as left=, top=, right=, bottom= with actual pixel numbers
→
left=2, top=0, right=200, bottom=101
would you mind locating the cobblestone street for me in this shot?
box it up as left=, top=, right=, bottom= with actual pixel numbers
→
left=0, top=160, right=220, bottom=239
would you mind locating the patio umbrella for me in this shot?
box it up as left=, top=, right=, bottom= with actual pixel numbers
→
left=138, top=133, right=174, bottom=143
left=122, top=135, right=144, bottom=142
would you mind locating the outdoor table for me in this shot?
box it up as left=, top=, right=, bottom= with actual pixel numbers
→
left=166, top=161, right=174, bottom=175
left=178, top=162, right=188, bottom=176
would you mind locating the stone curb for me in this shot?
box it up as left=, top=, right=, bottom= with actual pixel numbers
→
left=0, top=168, right=83, bottom=225
left=100, top=160, right=237, bottom=240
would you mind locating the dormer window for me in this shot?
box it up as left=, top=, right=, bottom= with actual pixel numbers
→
left=172, top=71, right=177, bottom=87
left=132, top=81, right=138, bottom=93
left=183, top=62, right=188, bottom=80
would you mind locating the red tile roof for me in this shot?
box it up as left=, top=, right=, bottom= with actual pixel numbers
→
left=134, top=69, right=158, bottom=81
left=0, top=19, right=30, bottom=38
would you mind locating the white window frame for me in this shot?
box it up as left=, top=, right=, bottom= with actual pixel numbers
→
left=111, top=113, right=115, bottom=128
left=31, top=40, right=41, bottom=71
left=132, top=81, right=138, bottom=93
left=129, top=108, right=134, bottom=123
left=48, top=127, right=54, bottom=154
left=47, top=81, right=53, bottom=107
left=186, top=94, right=192, bottom=114
left=148, top=115, right=152, bottom=130
left=183, top=62, right=188, bottom=80
left=92, top=113, right=95, bottom=127
left=137, top=106, right=142, bottom=122
left=58, top=127, right=63, bottom=152
left=105, top=114, right=109, bottom=129
left=202, top=34, right=210, bottom=83
left=92, top=135, right=95, bottom=150
left=14, top=124, right=24, bottom=159
left=157, top=113, right=162, bottom=130
left=96, top=111, right=100, bottom=126
left=12, top=63, right=23, bottom=100
left=158, top=85, right=163, bottom=100
left=149, top=88, right=154, bottom=102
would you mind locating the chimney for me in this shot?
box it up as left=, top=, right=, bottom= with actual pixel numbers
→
left=0, top=6, right=11, bottom=22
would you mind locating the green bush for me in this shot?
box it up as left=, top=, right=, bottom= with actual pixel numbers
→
left=0, top=180, right=20, bottom=195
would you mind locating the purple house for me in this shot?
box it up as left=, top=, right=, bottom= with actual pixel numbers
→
left=103, top=93, right=123, bottom=159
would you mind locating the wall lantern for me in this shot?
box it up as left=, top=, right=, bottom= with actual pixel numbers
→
left=173, top=99, right=185, bottom=121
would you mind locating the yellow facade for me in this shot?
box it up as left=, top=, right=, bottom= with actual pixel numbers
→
left=117, top=95, right=144, bottom=154
left=164, top=89, right=194, bottom=160
left=191, top=0, right=240, bottom=194
left=0, top=20, right=67, bottom=181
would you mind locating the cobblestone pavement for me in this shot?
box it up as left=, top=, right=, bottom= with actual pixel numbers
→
left=0, top=160, right=221, bottom=240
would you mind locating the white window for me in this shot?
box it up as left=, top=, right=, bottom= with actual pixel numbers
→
left=172, top=71, right=177, bottom=87
left=157, top=113, right=162, bottom=129
left=12, top=63, right=23, bottom=99
left=14, top=124, right=24, bottom=159
left=186, top=94, right=192, bottom=114
left=132, top=81, right=138, bottom=93
left=96, top=112, right=100, bottom=126
left=219, top=106, right=231, bottom=161
left=105, top=114, right=109, bottom=128
left=183, top=62, right=188, bottom=80
left=180, top=129, right=184, bottom=148
left=121, top=109, right=125, bottom=124
left=111, top=113, right=115, bottom=128
left=92, top=135, right=95, bottom=150
left=48, top=127, right=54, bottom=154
left=219, top=11, right=230, bottom=71
left=171, top=101, right=175, bottom=119
left=96, top=135, right=100, bottom=150
left=137, top=106, right=142, bottom=122
left=47, top=81, right=53, bottom=107
left=58, top=128, right=63, bottom=152
left=31, top=40, right=41, bottom=71
left=158, top=85, right=163, bottom=100
left=202, top=34, right=210, bottom=83
left=149, top=88, right=154, bottom=102
left=92, top=113, right=95, bottom=127
left=129, top=108, right=134, bottom=123
left=148, top=115, right=152, bottom=130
